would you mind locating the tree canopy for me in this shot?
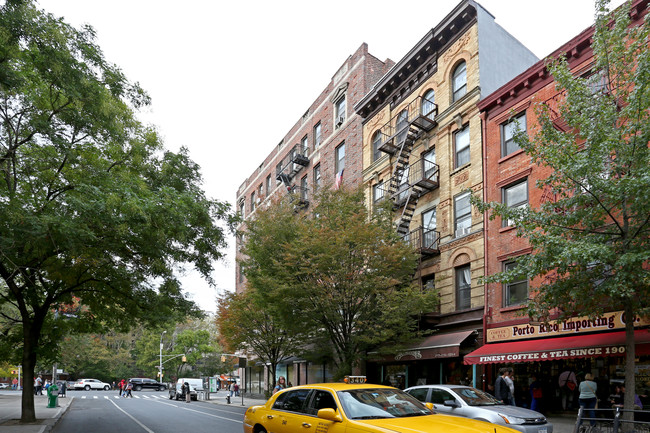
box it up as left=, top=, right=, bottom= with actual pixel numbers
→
left=0, top=1, right=233, bottom=421
left=238, top=187, right=438, bottom=380
left=474, top=0, right=649, bottom=411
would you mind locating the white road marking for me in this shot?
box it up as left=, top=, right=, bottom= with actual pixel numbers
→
left=107, top=399, right=155, bottom=433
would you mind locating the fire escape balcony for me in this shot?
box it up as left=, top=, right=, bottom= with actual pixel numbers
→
left=377, top=95, right=438, bottom=155
left=276, top=144, right=310, bottom=186
left=288, top=185, right=309, bottom=210
left=404, top=226, right=440, bottom=256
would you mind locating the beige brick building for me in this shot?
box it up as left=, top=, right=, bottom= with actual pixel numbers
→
left=354, top=0, right=538, bottom=387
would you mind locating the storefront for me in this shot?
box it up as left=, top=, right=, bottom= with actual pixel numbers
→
left=464, top=311, right=650, bottom=411
left=366, top=330, right=480, bottom=389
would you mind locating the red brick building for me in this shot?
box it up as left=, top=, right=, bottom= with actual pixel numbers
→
left=234, top=43, right=393, bottom=391
left=472, top=0, right=649, bottom=409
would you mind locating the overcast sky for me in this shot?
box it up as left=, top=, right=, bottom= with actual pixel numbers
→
left=36, top=0, right=624, bottom=313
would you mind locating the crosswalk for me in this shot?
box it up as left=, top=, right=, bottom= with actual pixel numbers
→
left=77, top=394, right=169, bottom=399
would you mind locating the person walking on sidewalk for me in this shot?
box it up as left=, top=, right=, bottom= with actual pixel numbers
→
left=184, top=381, right=191, bottom=403
left=495, top=368, right=513, bottom=405
left=579, top=373, right=598, bottom=426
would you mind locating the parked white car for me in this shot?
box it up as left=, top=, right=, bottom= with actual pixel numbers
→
left=73, top=378, right=111, bottom=391
left=404, top=384, right=552, bottom=433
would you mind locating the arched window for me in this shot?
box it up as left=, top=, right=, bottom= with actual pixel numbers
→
left=422, top=89, right=436, bottom=116
left=372, top=130, right=383, bottom=161
left=396, top=109, right=409, bottom=143
left=452, top=61, right=467, bottom=102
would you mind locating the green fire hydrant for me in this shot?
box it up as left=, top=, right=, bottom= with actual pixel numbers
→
left=46, top=383, right=59, bottom=408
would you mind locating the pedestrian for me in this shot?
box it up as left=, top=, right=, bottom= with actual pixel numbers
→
left=34, top=375, right=43, bottom=395
left=495, top=368, right=513, bottom=405
left=118, top=378, right=125, bottom=396
left=234, top=382, right=239, bottom=396
left=273, top=376, right=287, bottom=395
left=579, top=373, right=598, bottom=426
left=504, top=368, right=516, bottom=406
left=183, top=381, right=191, bottom=403
left=558, top=369, right=577, bottom=410
left=12, top=378, right=18, bottom=390
left=125, top=381, right=133, bottom=398
left=530, top=374, right=543, bottom=413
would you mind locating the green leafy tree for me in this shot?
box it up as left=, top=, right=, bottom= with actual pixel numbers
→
left=241, top=187, right=438, bottom=380
left=0, top=2, right=233, bottom=421
left=216, top=290, right=300, bottom=394
left=474, top=0, right=649, bottom=412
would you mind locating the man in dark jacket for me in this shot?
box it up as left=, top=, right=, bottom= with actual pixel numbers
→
left=495, top=368, right=513, bottom=405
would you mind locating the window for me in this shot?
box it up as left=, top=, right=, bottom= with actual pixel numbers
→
left=300, top=135, right=309, bottom=154
left=407, top=387, right=429, bottom=402
left=300, top=175, right=308, bottom=202
left=423, top=148, right=437, bottom=180
left=422, top=89, right=435, bottom=116
left=501, top=112, right=527, bottom=156
left=265, top=175, right=271, bottom=196
left=258, top=184, right=263, bottom=200
left=272, top=389, right=310, bottom=412
left=313, top=122, right=322, bottom=148
left=454, top=191, right=471, bottom=237
left=504, top=261, right=528, bottom=307
left=306, top=390, right=338, bottom=415
left=251, top=191, right=256, bottom=212
left=454, top=125, right=470, bottom=168
left=452, top=61, right=467, bottom=101
left=422, top=274, right=436, bottom=292
left=373, top=181, right=384, bottom=203
left=456, top=265, right=471, bottom=310
left=335, top=142, right=345, bottom=174
left=396, top=166, right=410, bottom=202
left=313, top=164, right=321, bottom=191
left=502, top=179, right=528, bottom=227
left=422, top=207, right=437, bottom=248
left=372, top=130, right=383, bottom=162
left=276, top=162, right=283, bottom=184
left=238, top=199, right=245, bottom=217
left=396, top=109, right=409, bottom=143
left=335, top=95, right=346, bottom=128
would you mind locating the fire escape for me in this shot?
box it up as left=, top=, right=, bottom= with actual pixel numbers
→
left=377, top=95, right=440, bottom=254
left=276, top=143, right=310, bottom=208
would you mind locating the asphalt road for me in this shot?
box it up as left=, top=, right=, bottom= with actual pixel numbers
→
left=53, top=390, right=246, bottom=433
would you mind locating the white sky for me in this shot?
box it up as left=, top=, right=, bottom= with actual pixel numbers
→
left=36, top=0, right=624, bottom=313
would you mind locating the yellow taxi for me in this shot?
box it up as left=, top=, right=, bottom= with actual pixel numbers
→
left=243, top=379, right=521, bottom=433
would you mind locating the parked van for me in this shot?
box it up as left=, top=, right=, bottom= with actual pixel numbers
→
left=169, top=378, right=203, bottom=401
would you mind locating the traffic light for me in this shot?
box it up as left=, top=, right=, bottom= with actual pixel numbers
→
left=11, top=370, right=17, bottom=375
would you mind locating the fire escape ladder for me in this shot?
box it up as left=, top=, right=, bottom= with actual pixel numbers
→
left=390, top=123, right=423, bottom=235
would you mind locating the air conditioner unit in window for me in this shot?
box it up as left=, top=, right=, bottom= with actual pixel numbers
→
left=455, top=227, right=471, bottom=238
left=336, top=115, right=344, bottom=127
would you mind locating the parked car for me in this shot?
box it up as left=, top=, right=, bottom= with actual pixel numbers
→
left=73, top=379, right=111, bottom=391
left=244, top=381, right=521, bottom=433
left=0, top=383, right=9, bottom=389
left=169, top=378, right=202, bottom=401
left=404, top=385, right=553, bottom=433
left=129, top=378, right=167, bottom=391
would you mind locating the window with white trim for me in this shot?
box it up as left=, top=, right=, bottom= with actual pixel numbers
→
left=504, top=261, right=528, bottom=307
left=454, top=191, right=471, bottom=237
left=501, top=112, right=527, bottom=157
left=454, top=125, right=470, bottom=168
left=452, top=61, right=467, bottom=101
left=335, top=96, right=346, bottom=128
left=456, top=265, right=471, bottom=310
left=502, top=179, right=528, bottom=227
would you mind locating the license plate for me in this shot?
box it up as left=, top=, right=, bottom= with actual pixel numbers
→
left=539, top=428, right=547, bottom=433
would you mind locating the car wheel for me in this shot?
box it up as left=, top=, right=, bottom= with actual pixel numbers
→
left=103, top=385, right=110, bottom=391
left=169, top=393, right=173, bottom=400
left=158, top=386, right=165, bottom=391
left=254, top=427, right=267, bottom=433
left=84, top=385, right=91, bottom=391
left=135, top=385, right=142, bottom=391
left=175, top=394, right=179, bottom=401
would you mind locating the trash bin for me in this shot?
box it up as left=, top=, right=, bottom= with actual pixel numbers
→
left=47, top=383, right=59, bottom=408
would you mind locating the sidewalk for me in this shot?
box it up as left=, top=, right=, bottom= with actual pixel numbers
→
left=0, top=391, right=73, bottom=433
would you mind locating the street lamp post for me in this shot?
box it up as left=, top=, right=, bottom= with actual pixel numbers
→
left=159, top=331, right=167, bottom=383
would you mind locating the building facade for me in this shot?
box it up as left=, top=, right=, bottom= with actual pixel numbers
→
left=354, top=0, right=538, bottom=388
left=234, top=43, right=394, bottom=391
left=471, top=0, right=649, bottom=410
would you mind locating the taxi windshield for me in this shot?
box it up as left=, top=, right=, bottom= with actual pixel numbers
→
left=449, top=387, right=501, bottom=406
left=337, top=388, right=433, bottom=419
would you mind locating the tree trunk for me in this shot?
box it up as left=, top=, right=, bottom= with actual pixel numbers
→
left=623, top=302, right=636, bottom=425
left=20, top=323, right=38, bottom=423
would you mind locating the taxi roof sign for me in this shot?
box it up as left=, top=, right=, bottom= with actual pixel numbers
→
left=344, top=376, right=366, bottom=384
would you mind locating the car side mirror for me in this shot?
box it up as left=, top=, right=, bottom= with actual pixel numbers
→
left=317, top=408, right=342, bottom=422
left=443, top=399, right=460, bottom=408
left=425, top=402, right=435, bottom=411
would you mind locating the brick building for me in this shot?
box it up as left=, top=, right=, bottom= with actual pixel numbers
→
left=353, top=0, right=538, bottom=388
left=234, top=43, right=394, bottom=390
left=468, top=0, right=649, bottom=409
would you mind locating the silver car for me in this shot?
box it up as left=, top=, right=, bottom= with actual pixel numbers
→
left=404, top=384, right=553, bottom=433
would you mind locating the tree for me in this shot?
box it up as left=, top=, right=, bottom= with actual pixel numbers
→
left=216, top=290, right=301, bottom=395
left=240, top=187, right=438, bottom=380
left=474, top=0, right=649, bottom=412
left=0, top=2, right=233, bottom=421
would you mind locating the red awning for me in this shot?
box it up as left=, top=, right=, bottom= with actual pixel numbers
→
left=464, top=329, right=650, bottom=365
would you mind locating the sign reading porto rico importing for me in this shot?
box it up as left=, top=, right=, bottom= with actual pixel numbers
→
left=486, top=311, right=649, bottom=343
